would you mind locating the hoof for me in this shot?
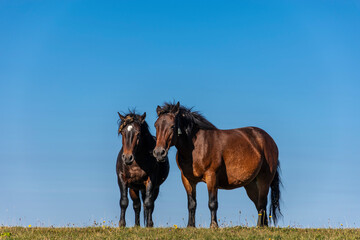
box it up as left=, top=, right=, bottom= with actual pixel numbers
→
left=146, top=221, right=154, bottom=228
left=257, top=225, right=268, bottom=228
left=210, top=221, right=218, bottom=229
left=119, top=220, right=126, bottom=227
left=256, top=210, right=268, bottom=227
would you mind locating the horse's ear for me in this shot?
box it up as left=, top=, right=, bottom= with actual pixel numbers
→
left=140, top=112, right=146, bottom=123
left=118, top=112, right=125, bottom=121
left=156, top=105, right=162, bottom=116
left=173, top=101, right=180, bottom=115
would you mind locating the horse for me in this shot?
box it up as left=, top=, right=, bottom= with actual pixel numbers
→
left=116, top=111, right=169, bottom=227
left=152, top=102, right=281, bottom=228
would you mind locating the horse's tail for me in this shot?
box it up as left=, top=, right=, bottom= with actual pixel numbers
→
left=269, top=161, right=282, bottom=226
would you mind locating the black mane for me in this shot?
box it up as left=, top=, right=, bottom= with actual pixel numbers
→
left=159, top=102, right=217, bottom=137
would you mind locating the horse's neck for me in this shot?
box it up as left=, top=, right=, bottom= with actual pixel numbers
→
left=175, top=132, right=197, bottom=159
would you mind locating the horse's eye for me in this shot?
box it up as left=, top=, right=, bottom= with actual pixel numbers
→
left=170, top=125, right=175, bottom=129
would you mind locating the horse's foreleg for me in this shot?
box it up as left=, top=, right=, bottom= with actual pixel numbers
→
left=140, top=189, right=147, bottom=226
left=149, top=187, right=159, bottom=226
left=181, top=174, right=197, bottom=227
left=118, top=178, right=128, bottom=227
left=129, top=189, right=141, bottom=226
left=144, top=179, right=157, bottom=227
left=206, top=172, right=218, bottom=228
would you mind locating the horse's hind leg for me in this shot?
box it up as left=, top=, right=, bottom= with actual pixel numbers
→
left=257, top=184, right=269, bottom=227
left=129, top=189, right=141, bottom=226
left=205, top=172, right=219, bottom=228
left=244, top=180, right=269, bottom=227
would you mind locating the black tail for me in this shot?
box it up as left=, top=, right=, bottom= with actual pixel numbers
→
left=269, top=162, right=282, bottom=225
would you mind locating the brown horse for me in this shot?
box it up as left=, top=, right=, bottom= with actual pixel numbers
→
left=153, top=102, right=281, bottom=228
left=117, top=111, right=169, bottom=227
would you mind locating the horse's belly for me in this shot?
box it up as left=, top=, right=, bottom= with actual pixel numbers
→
left=219, top=155, right=263, bottom=189
left=218, top=182, right=244, bottom=190
left=128, top=182, right=146, bottom=190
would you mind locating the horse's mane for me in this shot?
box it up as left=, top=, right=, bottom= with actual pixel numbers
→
left=118, top=110, right=150, bottom=136
left=158, top=102, right=217, bottom=136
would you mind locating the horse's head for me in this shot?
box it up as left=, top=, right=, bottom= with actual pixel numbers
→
left=118, top=112, right=146, bottom=165
left=153, top=102, right=180, bottom=162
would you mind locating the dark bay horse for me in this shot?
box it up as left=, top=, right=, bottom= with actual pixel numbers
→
left=153, top=102, right=281, bottom=228
left=117, top=111, right=169, bottom=227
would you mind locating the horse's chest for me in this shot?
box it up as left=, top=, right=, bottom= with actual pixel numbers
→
left=123, top=166, right=148, bottom=184
left=178, top=157, right=204, bottom=180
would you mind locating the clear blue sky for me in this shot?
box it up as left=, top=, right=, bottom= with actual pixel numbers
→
left=1, top=0, right=359, bottom=228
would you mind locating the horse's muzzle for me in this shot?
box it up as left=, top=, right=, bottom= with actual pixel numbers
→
left=122, top=154, right=134, bottom=165
left=153, top=147, right=167, bottom=162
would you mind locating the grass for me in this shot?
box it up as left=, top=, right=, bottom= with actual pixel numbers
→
left=1, top=226, right=360, bottom=240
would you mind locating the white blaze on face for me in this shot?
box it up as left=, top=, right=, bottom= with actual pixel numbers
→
left=127, top=125, right=133, bottom=132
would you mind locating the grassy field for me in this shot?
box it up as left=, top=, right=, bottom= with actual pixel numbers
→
left=1, top=226, right=359, bottom=240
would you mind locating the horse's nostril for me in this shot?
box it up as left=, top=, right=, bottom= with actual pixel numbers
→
left=122, top=154, right=126, bottom=160
left=161, top=149, right=166, bottom=156
left=129, top=155, right=133, bottom=161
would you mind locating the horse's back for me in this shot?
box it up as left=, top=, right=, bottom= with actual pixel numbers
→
left=229, top=126, right=278, bottom=163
